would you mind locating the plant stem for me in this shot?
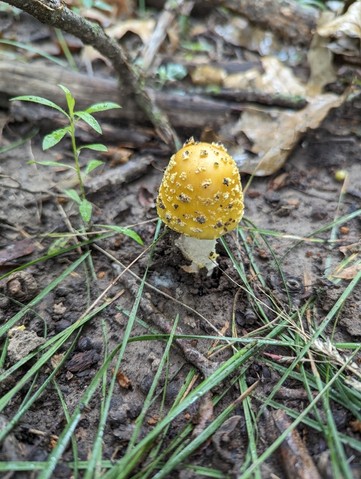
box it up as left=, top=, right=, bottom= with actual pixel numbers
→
left=69, top=115, right=86, bottom=201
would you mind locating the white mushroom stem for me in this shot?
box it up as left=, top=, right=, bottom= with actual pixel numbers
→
left=174, top=235, right=219, bottom=274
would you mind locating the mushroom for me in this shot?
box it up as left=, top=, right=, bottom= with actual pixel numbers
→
left=156, top=137, right=244, bottom=273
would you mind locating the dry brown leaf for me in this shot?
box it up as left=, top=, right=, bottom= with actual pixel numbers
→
left=258, top=57, right=306, bottom=96
left=318, top=1, right=361, bottom=56
left=227, top=92, right=344, bottom=176
left=268, top=172, right=289, bottom=190
left=224, top=57, right=306, bottom=96
left=340, top=242, right=361, bottom=256
left=82, top=8, right=113, bottom=28
left=51, top=353, right=65, bottom=370
left=332, top=263, right=361, bottom=280
left=106, top=18, right=155, bottom=44
left=307, top=12, right=336, bottom=96
left=105, top=146, right=133, bottom=167
left=318, top=1, right=361, bottom=39
left=0, top=238, right=36, bottom=265
left=81, top=45, right=110, bottom=68
left=116, top=370, right=132, bottom=389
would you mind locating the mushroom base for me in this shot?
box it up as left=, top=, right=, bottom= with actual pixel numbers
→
left=174, top=235, right=219, bottom=274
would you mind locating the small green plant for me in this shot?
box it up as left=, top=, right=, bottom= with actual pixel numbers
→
left=11, top=85, right=120, bottom=224
left=156, top=63, right=188, bottom=87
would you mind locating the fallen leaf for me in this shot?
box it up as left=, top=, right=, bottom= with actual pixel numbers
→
left=271, top=410, right=322, bottom=479
left=0, top=238, right=36, bottom=265
left=106, top=18, right=155, bottom=44
left=268, top=172, right=289, bottom=190
left=224, top=56, right=306, bottom=96
left=318, top=1, right=361, bottom=39
left=332, top=263, right=361, bottom=280
left=138, top=186, right=155, bottom=208
left=339, top=242, right=361, bottom=256
left=258, top=56, right=306, bottom=96
left=226, top=92, right=345, bottom=176
left=51, top=353, right=65, bottom=369
left=116, top=370, right=132, bottom=390
left=83, top=8, right=113, bottom=28
left=318, top=1, right=361, bottom=57
left=104, top=146, right=133, bottom=167
left=81, top=45, right=110, bottom=68
left=307, top=12, right=336, bottom=96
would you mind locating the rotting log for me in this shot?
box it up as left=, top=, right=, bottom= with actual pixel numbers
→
left=0, top=60, right=239, bottom=134
left=0, top=60, right=306, bottom=139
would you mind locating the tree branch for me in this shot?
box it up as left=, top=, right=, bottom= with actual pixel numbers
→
left=1, top=0, right=179, bottom=148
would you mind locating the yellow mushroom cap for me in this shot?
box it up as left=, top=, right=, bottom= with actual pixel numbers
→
left=156, top=138, right=244, bottom=240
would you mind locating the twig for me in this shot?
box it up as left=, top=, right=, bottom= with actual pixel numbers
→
left=141, top=0, right=194, bottom=71
left=1, top=0, right=179, bottom=148
left=270, top=409, right=322, bottom=479
left=210, top=89, right=307, bottom=110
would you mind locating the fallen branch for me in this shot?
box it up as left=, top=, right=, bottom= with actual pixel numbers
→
left=1, top=0, right=178, bottom=147
left=141, top=0, right=195, bottom=71
left=270, top=409, right=322, bottom=479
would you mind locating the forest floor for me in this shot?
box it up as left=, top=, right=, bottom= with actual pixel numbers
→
left=0, top=2, right=361, bottom=478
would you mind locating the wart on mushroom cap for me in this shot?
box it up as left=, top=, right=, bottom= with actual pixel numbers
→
left=156, top=138, right=244, bottom=273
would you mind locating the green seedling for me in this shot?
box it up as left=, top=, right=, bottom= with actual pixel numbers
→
left=156, top=63, right=187, bottom=87
left=11, top=85, right=120, bottom=224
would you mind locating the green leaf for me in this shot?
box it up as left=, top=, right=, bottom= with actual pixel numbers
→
left=85, top=160, right=104, bottom=175
left=75, top=111, right=102, bottom=134
left=79, top=199, right=93, bottom=223
left=58, top=84, right=75, bottom=115
left=85, top=102, right=121, bottom=114
left=42, top=128, right=69, bottom=150
left=97, top=224, right=144, bottom=245
left=79, top=143, right=108, bottom=152
left=64, top=189, right=81, bottom=205
left=10, top=95, right=68, bottom=117
left=28, top=160, right=75, bottom=170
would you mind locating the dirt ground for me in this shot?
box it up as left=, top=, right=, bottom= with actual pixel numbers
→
left=1, top=3, right=361, bottom=479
